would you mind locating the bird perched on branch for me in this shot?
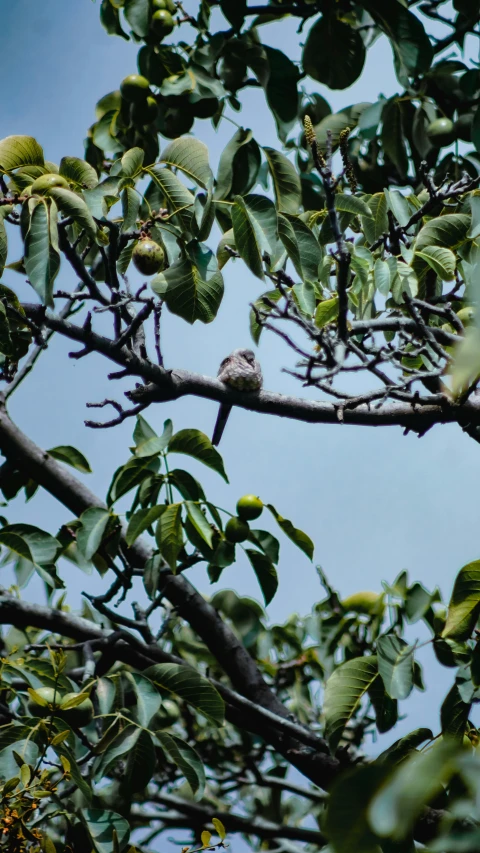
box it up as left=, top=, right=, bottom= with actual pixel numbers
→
left=212, top=348, right=263, bottom=446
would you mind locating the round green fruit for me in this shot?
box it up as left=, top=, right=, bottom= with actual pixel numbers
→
left=132, top=95, right=158, bottom=125
left=152, top=699, right=180, bottom=728
left=31, top=173, right=69, bottom=195
left=426, top=118, right=456, bottom=148
left=152, top=0, right=176, bottom=10
left=225, top=517, right=250, bottom=543
left=152, top=9, right=175, bottom=37
left=341, top=591, right=383, bottom=615
left=456, top=306, right=476, bottom=326
left=190, top=97, right=219, bottom=119
left=236, top=495, right=263, bottom=521
left=454, top=112, right=474, bottom=142
left=120, top=75, right=150, bottom=103
left=132, top=239, right=165, bottom=276
left=59, top=692, right=94, bottom=729
left=27, top=686, right=63, bottom=717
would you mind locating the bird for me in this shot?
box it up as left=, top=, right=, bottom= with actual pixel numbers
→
left=212, top=348, right=263, bottom=446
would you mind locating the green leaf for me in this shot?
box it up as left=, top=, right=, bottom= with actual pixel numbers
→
left=77, top=508, right=111, bottom=561
left=81, top=809, right=130, bottom=853
left=214, top=128, right=257, bottom=201
left=59, top=156, right=98, bottom=189
left=124, top=0, right=150, bottom=37
left=216, top=228, right=236, bottom=270
left=134, top=416, right=172, bottom=457
left=266, top=504, right=313, bottom=559
left=100, top=0, right=129, bottom=38
left=324, top=655, right=379, bottom=752
left=83, top=176, right=120, bottom=221
left=0, top=217, right=7, bottom=279
left=263, top=46, right=300, bottom=142
left=152, top=257, right=224, bottom=325
left=468, top=195, right=480, bottom=240
left=277, top=213, right=322, bottom=283
left=119, top=147, right=144, bottom=179
left=368, top=674, right=398, bottom=734
left=49, top=187, right=99, bottom=241
left=125, top=505, right=166, bottom=546
left=442, top=560, right=480, bottom=640
left=185, top=502, right=213, bottom=549
left=363, top=193, right=388, bottom=244
left=168, top=429, right=228, bottom=482
left=156, top=503, right=183, bottom=570
left=302, top=15, right=366, bottom=89
left=107, top=457, right=160, bottom=505
left=231, top=196, right=264, bottom=280
left=374, top=258, right=391, bottom=296
left=121, top=187, right=140, bottom=233
left=314, top=296, right=339, bottom=329
left=414, top=246, right=456, bottom=281
left=381, top=98, right=409, bottom=177
left=377, top=728, right=433, bottom=765
left=449, top=327, right=480, bottom=400
left=0, top=135, right=44, bottom=172
left=124, top=728, right=155, bottom=793
left=368, top=740, right=458, bottom=841
left=385, top=189, right=413, bottom=227
left=377, top=635, right=415, bottom=700
left=363, top=0, right=433, bottom=84
left=144, top=663, right=224, bottom=724
left=126, top=672, right=161, bottom=727
left=212, top=818, right=226, bottom=841
left=263, top=148, right=301, bottom=214
left=249, top=529, right=280, bottom=564
left=245, top=548, right=278, bottom=606
left=157, top=731, right=205, bottom=799
left=24, top=200, right=60, bottom=306
left=169, top=469, right=205, bottom=502
left=47, top=445, right=92, bottom=473
left=161, top=138, right=213, bottom=189
left=415, top=214, right=471, bottom=252
left=325, top=764, right=391, bottom=853
left=441, top=684, right=471, bottom=739
left=335, top=194, right=372, bottom=218
left=220, top=0, right=246, bottom=30
left=0, top=523, right=59, bottom=568
left=146, top=166, right=194, bottom=230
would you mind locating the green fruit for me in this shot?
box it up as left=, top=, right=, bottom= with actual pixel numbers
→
left=225, top=517, right=250, bottom=543
left=158, top=105, right=194, bottom=138
left=190, top=97, right=219, bottom=119
left=456, top=307, right=476, bottom=326
left=31, top=173, right=69, bottom=195
left=152, top=0, right=176, bottom=10
left=58, top=692, right=94, bottom=729
left=152, top=9, right=175, bottom=37
left=27, top=686, right=63, bottom=717
left=426, top=118, right=456, bottom=148
left=454, top=113, right=474, bottom=142
left=132, top=96, right=158, bottom=125
left=341, top=591, right=383, bottom=615
left=152, top=699, right=180, bottom=728
left=132, top=239, right=165, bottom=276
left=120, top=74, right=150, bottom=103
left=236, top=495, right=263, bottom=521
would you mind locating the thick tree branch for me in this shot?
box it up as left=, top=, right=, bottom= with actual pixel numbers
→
left=18, top=305, right=479, bottom=435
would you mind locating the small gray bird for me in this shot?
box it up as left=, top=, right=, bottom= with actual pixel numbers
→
left=212, top=348, right=263, bottom=446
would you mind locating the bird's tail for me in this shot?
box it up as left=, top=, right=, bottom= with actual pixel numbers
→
left=212, top=404, right=232, bottom=446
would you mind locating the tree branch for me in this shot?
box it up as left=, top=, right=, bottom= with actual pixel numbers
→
left=18, top=305, right=478, bottom=435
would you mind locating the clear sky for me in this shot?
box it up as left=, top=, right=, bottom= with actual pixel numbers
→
left=1, top=1, right=479, bottom=746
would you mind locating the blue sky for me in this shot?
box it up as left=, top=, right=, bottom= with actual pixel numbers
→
left=1, top=1, right=480, bottom=744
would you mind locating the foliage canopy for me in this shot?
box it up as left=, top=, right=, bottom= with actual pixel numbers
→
left=0, top=1, right=480, bottom=851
